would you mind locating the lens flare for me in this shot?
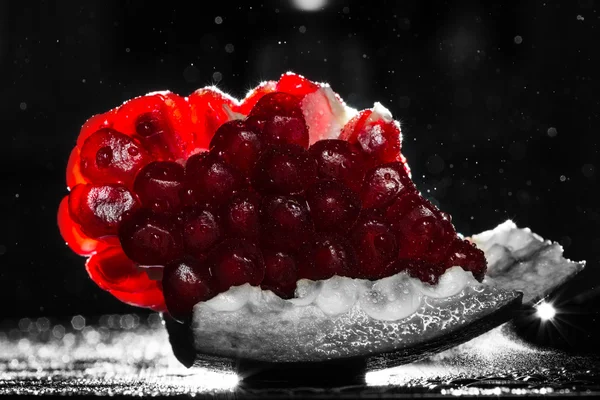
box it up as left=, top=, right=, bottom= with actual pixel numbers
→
left=536, top=302, right=556, bottom=321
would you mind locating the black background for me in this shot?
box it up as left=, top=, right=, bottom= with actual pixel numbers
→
left=1, top=0, right=598, bottom=352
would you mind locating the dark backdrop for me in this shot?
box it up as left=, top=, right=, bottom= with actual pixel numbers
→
left=1, top=0, right=598, bottom=351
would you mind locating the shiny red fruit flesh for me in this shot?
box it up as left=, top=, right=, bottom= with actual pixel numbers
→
left=253, top=144, right=317, bottom=195
left=261, top=250, right=298, bottom=299
left=163, top=257, right=217, bottom=322
left=208, top=239, right=265, bottom=292
left=118, top=209, right=183, bottom=266
left=59, top=73, right=488, bottom=318
left=133, top=161, right=184, bottom=213
left=69, top=184, right=138, bottom=238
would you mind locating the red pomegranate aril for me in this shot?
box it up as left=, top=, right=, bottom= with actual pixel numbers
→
left=340, top=110, right=372, bottom=142
left=133, top=112, right=177, bottom=159
left=163, top=257, right=218, bottom=322
left=386, top=193, right=455, bottom=263
left=189, top=88, right=236, bottom=150
left=260, top=195, right=314, bottom=252
left=261, top=115, right=309, bottom=149
left=118, top=209, right=183, bottom=265
left=135, top=112, right=166, bottom=138
left=308, top=139, right=367, bottom=192
left=386, top=259, right=448, bottom=285
left=350, top=215, right=398, bottom=279
left=133, top=161, right=184, bottom=213
left=245, top=115, right=266, bottom=135
left=247, top=92, right=309, bottom=148
left=210, top=120, right=263, bottom=176
left=112, top=92, right=192, bottom=159
left=253, top=144, right=318, bottom=195
left=85, top=246, right=154, bottom=293
left=223, top=191, right=261, bottom=240
left=342, top=110, right=402, bottom=163
left=76, top=112, right=114, bottom=148
left=208, top=238, right=265, bottom=291
left=249, top=92, right=304, bottom=119
left=276, top=73, right=320, bottom=98
left=261, top=250, right=298, bottom=299
left=185, top=152, right=243, bottom=205
left=236, top=80, right=277, bottom=115
left=297, top=233, right=355, bottom=280
left=109, top=284, right=166, bottom=311
left=306, top=180, right=361, bottom=234
left=58, top=196, right=113, bottom=256
left=361, top=162, right=415, bottom=209
left=445, top=239, right=487, bottom=282
left=69, top=184, right=138, bottom=238
left=80, top=128, right=152, bottom=186
left=60, top=73, right=494, bottom=309
left=182, top=208, right=222, bottom=256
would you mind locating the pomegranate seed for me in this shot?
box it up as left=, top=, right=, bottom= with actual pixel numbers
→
left=297, top=233, right=355, bottom=280
left=184, top=152, right=243, bottom=206
left=237, top=80, right=277, bottom=115
left=249, top=92, right=309, bottom=148
left=66, top=148, right=88, bottom=190
left=181, top=208, right=222, bottom=257
left=132, top=111, right=175, bottom=160
left=113, top=92, right=192, bottom=159
left=69, top=184, right=138, bottom=238
left=445, top=239, right=487, bottom=282
left=253, top=144, right=317, bottom=195
left=276, top=73, right=320, bottom=98
left=250, top=92, right=304, bottom=119
left=385, top=193, right=455, bottom=263
left=208, top=238, right=265, bottom=291
left=306, top=180, right=361, bottom=234
left=109, top=284, right=166, bottom=312
left=133, top=161, right=184, bottom=213
left=341, top=110, right=402, bottom=163
left=57, top=196, right=113, bottom=256
left=361, top=162, right=415, bottom=209
left=261, top=250, right=298, bottom=299
left=118, top=209, right=183, bottom=265
left=261, top=115, right=309, bottom=149
left=260, top=195, right=314, bottom=252
left=80, top=128, right=152, bottom=186
left=350, top=215, right=398, bottom=279
left=163, top=257, right=217, bottom=322
left=189, top=88, right=235, bottom=150
left=308, top=139, right=367, bottom=192
left=85, top=246, right=154, bottom=292
left=210, top=120, right=263, bottom=176
left=76, top=111, right=114, bottom=148
left=60, top=74, right=492, bottom=307
left=222, top=191, right=261, bottom=240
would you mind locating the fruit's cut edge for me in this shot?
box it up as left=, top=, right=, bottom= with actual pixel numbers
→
left=163, top=290, right=522, bottom=377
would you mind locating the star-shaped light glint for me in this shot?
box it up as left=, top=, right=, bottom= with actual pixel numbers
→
left=536, top=301, right=557, bottom=321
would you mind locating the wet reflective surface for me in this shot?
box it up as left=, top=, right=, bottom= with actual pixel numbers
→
left=1, top=313, right=599, bottom=397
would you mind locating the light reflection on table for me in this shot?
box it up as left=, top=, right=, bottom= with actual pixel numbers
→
left=1, top=313, right=599, bottom=397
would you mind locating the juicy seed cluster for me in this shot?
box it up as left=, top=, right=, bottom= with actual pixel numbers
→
left=60, top=74, right=488, bottom=320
